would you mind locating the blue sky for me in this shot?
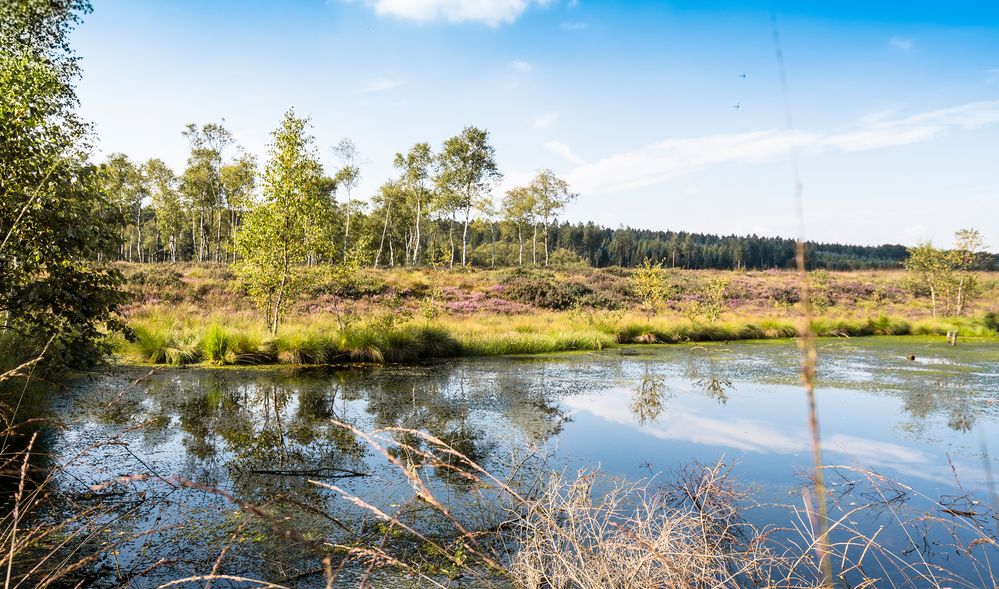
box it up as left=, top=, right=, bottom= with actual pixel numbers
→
left=73, top=0, right=999, bottom=247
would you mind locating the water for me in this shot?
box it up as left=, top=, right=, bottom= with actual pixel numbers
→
left=44, top=337, right=999, bottom=586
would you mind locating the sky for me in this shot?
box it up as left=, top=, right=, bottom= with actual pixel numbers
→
left=71, top=0, right=999, bottom=248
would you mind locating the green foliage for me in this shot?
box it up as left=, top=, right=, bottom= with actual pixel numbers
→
left=435, top=126, right=501, bottom=267
left=632, top=259, right=676, bottom=318
left=234, top=110, right=335, bottom=335
left=0, top=0, right=127, bottom=367
left=130, top=324, right=200, bottom=366
left=701, top=276, right=731, bottom=323
left=503, top=271, right=592, bottom=310
left=984, top=312, right=999, bottom=332
left=420, top=287, right=446, bottom=320
left=905, top=230, right=989, bottom=318
left=201, top=324, right=232, bottom=365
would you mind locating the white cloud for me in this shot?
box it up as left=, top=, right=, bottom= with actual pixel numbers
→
left=544, top=140, right=586, bottom=165
left=560, top=21, right=588, bottom=30
left=361, top=0, right=550, bottom=27
left=531, top=111, right=559, bottom=129
left=560, top=100, right=999, bottom=194
left=889, top=36, right=914, bottom=51
left=497, top=169, right=535, bottom=195
left=360, top=77, right=405, bottom=93
left=510, top=59, right=534, bottom=73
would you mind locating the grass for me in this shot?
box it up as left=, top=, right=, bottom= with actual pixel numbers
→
left=113, top=263, right=999, bottom=366
left=118, top=306, right=999, bottom=367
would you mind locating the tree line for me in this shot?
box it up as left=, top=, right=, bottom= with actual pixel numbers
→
left=97, top=116, right=953, bottom=275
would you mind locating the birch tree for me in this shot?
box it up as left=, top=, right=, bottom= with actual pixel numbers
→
left=145, top=159, right=184, bottom=262
left=529, top=169, right=576, bottom=266
left=182, top=122, right=233, bottom=262
left=501, top=186, right=535, bottom=266
left=435, top=127, right=501, bottom=267
left=394, top=142, right=435, bottom=266
left=332, top=138, right=361, bottom=261
left=220, top=153, right=257, bottom=263
left=951, top=228, right=987, bottom=316
left=235, top=110, right=328, bottom=335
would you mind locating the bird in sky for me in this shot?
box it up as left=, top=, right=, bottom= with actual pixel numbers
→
left=739, top=72, right=747, bottom=79
left=733, top=102, right=741, bottom=110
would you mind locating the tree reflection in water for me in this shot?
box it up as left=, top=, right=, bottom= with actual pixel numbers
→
left=630, top=364, right=669, bottom=425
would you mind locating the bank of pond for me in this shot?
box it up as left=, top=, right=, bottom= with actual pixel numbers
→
left=120, top=312, right=999, bottom=366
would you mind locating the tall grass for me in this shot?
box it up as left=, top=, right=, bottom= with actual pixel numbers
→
left=119, top=309, right=999, bottom=367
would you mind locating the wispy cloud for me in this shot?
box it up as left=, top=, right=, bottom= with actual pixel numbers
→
left=359, top=0, right=551, bottom=27
left=560, top=21, right=588, bottom=30
left=889, top=36, right=914, bottom=51
left=360, top=77, right=405, bottom=93
left=532, top=111, right=560, bottom=129
left=563, top=388, right=976, bottom=486
left=510, top=59, right=534, bottom=73
left=559, top=100, right=999, bottom=193
left=544, top=140, right=586, bottom=165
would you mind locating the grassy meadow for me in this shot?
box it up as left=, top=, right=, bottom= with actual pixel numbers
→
left=116, top=263, right=999, bottom=366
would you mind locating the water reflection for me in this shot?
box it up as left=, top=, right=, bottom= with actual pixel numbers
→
left=42, top=338, right=999, bottom=585
left=629, top=365, right=669, bottom=425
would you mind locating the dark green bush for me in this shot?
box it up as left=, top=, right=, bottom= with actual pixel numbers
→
left=502, top=272, right=592, bottom=310
left=126, top=268, right=184, bottom=288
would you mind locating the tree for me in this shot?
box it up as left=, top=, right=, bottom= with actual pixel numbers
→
left=235, top=110, right=329, bottom=335
left=951, top=228, right=987, bottom=316
left=101, top=153, right=142, bottom=260
left=0, top=0, right=126, bottom=367
left=701, top=276, right=731, bottom=323
left=332, top=138, right=361, bottom=261
left=905, top=241, right=951, bottom=318
left=501, top=186, right=535, bottom=266
left=372, top=180, right=404, bottom=268
left=220, top=153, right=257, bottom=263
left=633, top=259, right=675, bottom=319
left=529, top=169, right=576, bottom=266
left=145, top=158, right=185, bottom=262
left=182, top=122, right=233, bottom=262
left=435, top=127, right=501, bottom=267
left=394, top=142, right=435, bottom=266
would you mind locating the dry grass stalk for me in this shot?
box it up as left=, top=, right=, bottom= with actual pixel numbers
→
left=510, top=461, right=780, bottom=589
left=770, top=12, right=835, bottom=585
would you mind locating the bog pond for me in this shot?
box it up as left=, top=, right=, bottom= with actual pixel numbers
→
left=36, top=337, right=999, bottom=586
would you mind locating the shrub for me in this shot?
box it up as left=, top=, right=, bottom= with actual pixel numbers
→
left=502, top=272, right=592, bottom=310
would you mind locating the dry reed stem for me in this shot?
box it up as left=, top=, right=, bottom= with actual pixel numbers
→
left=155, top=575, right=291, bottom=588
left=771, top=11, right=835, bottom=586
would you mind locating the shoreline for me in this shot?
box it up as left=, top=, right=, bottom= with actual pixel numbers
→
left=115, top=327, right=999, bottom=369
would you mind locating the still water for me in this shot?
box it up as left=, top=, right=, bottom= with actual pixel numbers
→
left=49, top=337, right=999, bottom=586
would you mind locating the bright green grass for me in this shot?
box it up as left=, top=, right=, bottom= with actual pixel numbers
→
left=119, top=311, right=998, bottom=367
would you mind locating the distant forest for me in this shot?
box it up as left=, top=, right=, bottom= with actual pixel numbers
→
left=466, top=223, right=912, bottom=270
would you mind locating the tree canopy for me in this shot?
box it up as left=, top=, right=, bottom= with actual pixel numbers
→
left=1, top=0, right=126, bottom=367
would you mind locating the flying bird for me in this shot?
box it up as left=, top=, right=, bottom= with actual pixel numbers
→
left=739, top=72, right=747, bottom=79
left=733, top=102, right=741, bottom=110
